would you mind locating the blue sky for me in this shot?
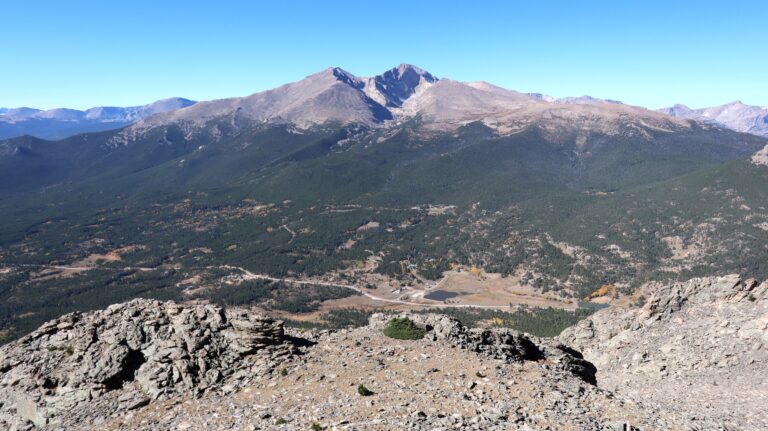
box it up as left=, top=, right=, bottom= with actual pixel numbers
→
left=3, top=1, right=766, bottom=110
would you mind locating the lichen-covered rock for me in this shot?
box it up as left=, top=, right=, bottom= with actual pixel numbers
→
left=0, top=299, right=293, bottom=430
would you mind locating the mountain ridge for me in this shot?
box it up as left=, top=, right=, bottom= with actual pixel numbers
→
left=660, top=100, right=768, bottom=137
left=0, top=97, right=196, bottom=140
left=6, top=66, right=768, bottom=141
left=104, top=63, right=698, bottom=151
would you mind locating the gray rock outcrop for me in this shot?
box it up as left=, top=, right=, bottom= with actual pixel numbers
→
left=109, top=312, right=685, bottom=430
left=560, top=274, right=768, bottom=429
left=0, top=299, right=293, bottom=430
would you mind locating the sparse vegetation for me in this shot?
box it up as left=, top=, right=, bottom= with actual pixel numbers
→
left=310, top=422, right=323, bottom=430
left=275, top=417, right=288, bottom=425
left=383, top=317, right=426, bottom=340
left=357, top=384, right=373, bottom=396
left=45, top=345, right=76, bottom=356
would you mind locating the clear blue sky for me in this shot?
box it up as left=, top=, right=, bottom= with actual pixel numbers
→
left=3, top=0, right=767, bottom=110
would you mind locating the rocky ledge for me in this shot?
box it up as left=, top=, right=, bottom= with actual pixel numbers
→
left=0, top=299, right=294, bottom=430
left=560, top=274, right=768, bottom=429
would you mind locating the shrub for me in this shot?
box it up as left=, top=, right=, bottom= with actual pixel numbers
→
left=383, top=317, right=425, bottom=340
left=310, top=423, right=323, bottom=431
left=275, top=417, right=288, bottom=425
left=357, top=384, right=373, bottom=396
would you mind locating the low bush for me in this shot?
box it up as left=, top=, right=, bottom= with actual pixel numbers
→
left=383, top=317, right=425, bottom=340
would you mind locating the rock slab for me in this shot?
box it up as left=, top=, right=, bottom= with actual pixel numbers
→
left=0, top=299, right=292, bottom=430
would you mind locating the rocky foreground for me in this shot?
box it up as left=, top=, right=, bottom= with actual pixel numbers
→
left=561, top=274, right=768, bottom=430
left=0, top=301, right=294, bottom=430
left=0, top=274, right=766, bottom=430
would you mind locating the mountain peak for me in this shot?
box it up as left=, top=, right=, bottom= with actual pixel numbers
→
left=364, top=64, right=438, bottom=108
left=329, top=66, right=359, bottom=84
left=394, top=63, right=436, bottom=79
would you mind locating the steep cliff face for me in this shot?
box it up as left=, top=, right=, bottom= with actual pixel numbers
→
left=560, top=275, right=768, bottom=429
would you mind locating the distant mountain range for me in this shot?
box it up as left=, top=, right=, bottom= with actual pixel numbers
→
left=109, top=64, right=695, bottom=144
left=659, top=102, right=768, bottom=138
left=0, top=97, right=195, bottom=140
left=4, top=69, right=766, bottom=141
left=2, top=64, right=763, bottom=195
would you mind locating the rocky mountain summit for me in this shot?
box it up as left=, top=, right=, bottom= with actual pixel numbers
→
left=561, top=274, right=768, bottom=430
left=0, top=299, right=707, bottom=431
left=131, top=64, right=437, bottom=132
